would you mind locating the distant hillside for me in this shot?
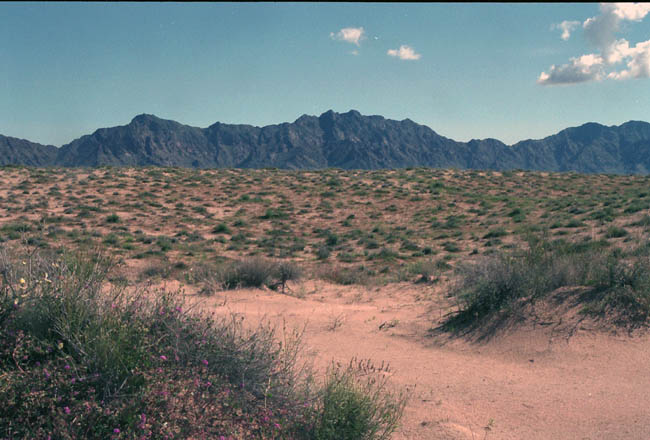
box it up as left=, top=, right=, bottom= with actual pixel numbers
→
left=0, top=135, right=57, bottom=167
left=2, top=111, right=650, bottom=173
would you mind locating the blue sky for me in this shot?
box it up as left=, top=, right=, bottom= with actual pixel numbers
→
left=2, top=2, right=650, bottom=146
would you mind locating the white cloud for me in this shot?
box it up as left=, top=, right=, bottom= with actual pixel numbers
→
left=330, top=27, right=365, bottom=46
left=583, top=6, right=622, bottom=51
left=607, top=2, right=650, bottom=21
left=552, top=20, right=580, bottom=41
left=608, top=39, right=650, bottom=79
left=583, top=3, right=650, bottom=58
left=539, top=2, right=650, bottom=85
left=387, top=45, right=422, bottom=60
left=538, top=53, right=605, bottom=85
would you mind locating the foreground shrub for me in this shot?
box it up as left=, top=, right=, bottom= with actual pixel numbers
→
left=0, top=247, right=402, bottom=439
left=307, top=360, right=406, bottom=440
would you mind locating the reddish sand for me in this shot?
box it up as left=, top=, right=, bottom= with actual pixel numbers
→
left=174, top=280, right=650, bottom=440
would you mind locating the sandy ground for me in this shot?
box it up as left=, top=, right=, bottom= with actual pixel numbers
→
left=162, top=279, right=650, bottom=440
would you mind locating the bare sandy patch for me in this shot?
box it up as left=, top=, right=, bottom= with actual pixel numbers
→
left=177, top=280, right=650, bottom=440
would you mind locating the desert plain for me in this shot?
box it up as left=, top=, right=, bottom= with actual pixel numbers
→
left=1, top=165, right=650, bottom=439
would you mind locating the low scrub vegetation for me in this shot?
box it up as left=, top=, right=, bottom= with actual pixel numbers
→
left=216, top=257, right=302, bottom=293
left=446, top=236, right=650, bottom=329
left=3, top=167, right=650, bottom=287
left=0, top=248, right=405, bottom=439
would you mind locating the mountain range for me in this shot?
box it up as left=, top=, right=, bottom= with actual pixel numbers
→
left=2, top=110, right=650, bottom=173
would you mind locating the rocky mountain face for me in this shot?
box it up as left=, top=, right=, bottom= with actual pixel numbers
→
left=0, top=135, right=58, bottom=167
left=2, top=110, right=650, bottom=173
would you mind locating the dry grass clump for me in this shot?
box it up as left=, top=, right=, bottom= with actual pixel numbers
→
left=446, top=236, right=650, bottom=329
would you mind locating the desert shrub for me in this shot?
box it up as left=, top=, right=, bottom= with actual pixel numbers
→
left=216, top=257, right=302, bottom=292
left=102, top=233, right=119, bottom=246
left=325, top=233, right=339, bottom=246
left=273, top=260, right=303, bottom=293
left=442, top=242, right=461, bottom=253
left=219, top=257, right=277, bottom=289
left=0, top=222, right=32, bottom=240
left=261, top=208, right=288, bottom=220
left=139, top=261, right=170, bottom=280
left=0, top=248, right=404, bottom=439
left=605, top=226, right=628, bottom=238
left=565, top=218, right=585, bottom=228
left=369, top=248, right=399, bottom=261
left=305, top=360, right=407, bottom=440
left=407, top=260, right=438, bottom=283
left=483, top=227, right=508, bottom=239
left=587, top=252, right=650, bottom=322
left=156, top=235, right=174, bottom=252
left=447, top=235, right=650, bottom=328
left=212, top=222, right=231, bottom=234
left=319, top=265, right=372, bottom=286
left=105, top=213, right=120, bottom=223
left=316, top=245, right=331, bottom=260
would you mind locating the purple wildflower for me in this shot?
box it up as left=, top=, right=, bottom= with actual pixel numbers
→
left=64, top=406, right=71, bottom=414
left=201, top=359, right=208, bottom=366
left=160, top=355, right=167, bottom=361
left=113, top=428, right=120, bottom=434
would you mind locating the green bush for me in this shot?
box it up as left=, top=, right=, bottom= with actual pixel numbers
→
left=446, top=236, right=650, bottom=328
left=217, top=257, right=301, bottom=292
left=219, top=257, right=277, bottom=289
left=483, top=227, right=508, bottom=239
left=261, top=208, right=288, bottom=220
left=308, top=361, right=406, bottom=440
left=212, top=223, right=231, bottom=234
left=0, top=248, right=404, bottom=439
left=316, top=245, right=331, bottom=260
left=605, top=226, right=628, bottom=238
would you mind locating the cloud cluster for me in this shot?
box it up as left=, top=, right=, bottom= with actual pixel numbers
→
left=330, top=27, right=365, bottom=46
left=330, top=27, right=421, bottom=61
left=539, top=3, right=650, bottom=85
left=538, top=54, right=605, bottom=84
left=387, top=45, right=422, bottom=60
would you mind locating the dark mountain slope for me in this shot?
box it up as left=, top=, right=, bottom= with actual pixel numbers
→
left=55, top=114, right=215, bottom=167
left=2, top=111, right=650, bottom=173
left=511, top=120, right=650, bottom=174
left=0, top=135, right=57, bottom=167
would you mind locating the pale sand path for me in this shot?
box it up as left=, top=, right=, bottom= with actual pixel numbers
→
left=174, top=280, right=650, bottom=440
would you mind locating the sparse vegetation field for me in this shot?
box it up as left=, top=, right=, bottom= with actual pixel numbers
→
left=1, top=166, right=648, bottom=288
left=1, top=165, right=649, bottom=439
